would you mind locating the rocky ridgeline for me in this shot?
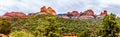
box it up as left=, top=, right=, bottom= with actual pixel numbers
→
left=57, top=9, right=107, bottom=19
left=0, top=6, right=107, bottom=20
left=28, top=6, right=56, bottom=16
left=0, top=6, right=56, bottom=19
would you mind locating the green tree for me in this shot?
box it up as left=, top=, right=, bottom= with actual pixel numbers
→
left=0, top=19, right=11, bottom=35
left=35, top=14, right=62, bottom=37
left=99, top=13, right=120, bottom=37
left=22, top=14, right=62, bottom=37
left=8, top=14, right=103, bottom=37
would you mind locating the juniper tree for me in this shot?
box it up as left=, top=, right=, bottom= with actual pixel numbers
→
left=100, top=13, right=120, bottom=37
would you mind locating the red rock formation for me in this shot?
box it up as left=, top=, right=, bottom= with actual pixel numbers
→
left=71, top=11, right=79, bottom=16
left=3, top=12, right=28, bottom=18
left=67, top=11, right=79, bottom=15
left=47, top=7, right=56, bottom=15
left=40, top=6, right=56, bottom=15
left=40, top=6, right=47, bottom=12
left=103, top=10, right=107, bottom=15
left=62, top=10, right=108, bottom=19
left=100, top=10, right=107, bottom=16
left=84, top=9, right=94, bottom=15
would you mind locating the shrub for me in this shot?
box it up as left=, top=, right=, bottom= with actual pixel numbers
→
left=9, top=31, right=35, bottom=37
left=0, top=19, right=11, bottom=35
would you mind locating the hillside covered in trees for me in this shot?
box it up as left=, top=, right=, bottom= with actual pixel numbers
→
left=0, top=6, right=120, bottom=37
left=0, top=13, right=120, bottom=37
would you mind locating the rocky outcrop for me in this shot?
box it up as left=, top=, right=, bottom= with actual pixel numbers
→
left=83, top=9, right=94, bottom=16
left=71, top=11, right=79, bottom=16
left=66, top=11, right=79, bottom=16
left=3, top=12, right=28, bottom=18
left=97, top=10, right=108, bottom=19
left=58, top=9, right=108, bottom=19
left=28, top=6, right=56, bottom=16
left=100, top=10, right=107, bottom=16
left=47, top=7, right=56, bottom=15
left=40, top=6, right=47, bottom=12
left=79, top=9, right=95, bottom=19
left=39, top=6, right=56, bottom=15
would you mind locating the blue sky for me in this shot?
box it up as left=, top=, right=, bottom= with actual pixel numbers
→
left=0, top=0, right=120, bottom=17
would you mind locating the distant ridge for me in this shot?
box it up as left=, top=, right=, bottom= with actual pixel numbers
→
left=0, top=6, right=117, bottom=20
left=57, top=9, right=107, bottom=19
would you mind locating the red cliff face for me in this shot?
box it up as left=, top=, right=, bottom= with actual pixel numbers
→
left=84, top=9, right=94, bottom=15
left=40, top=6, right=47, bottom=12
left=59, top=9, right=109, bottom=19
left=3, top=12, right=28, bottom=18
left=71, top=11, right=79, bottom=15
left=40, top=6, right=56, bottom=15
left=47, top=7, right=56, bottom=15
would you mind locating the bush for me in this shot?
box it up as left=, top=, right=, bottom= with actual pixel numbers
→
left=9, top=31, right=35, bottom=37
left=0, top=19, right=11, bottom=35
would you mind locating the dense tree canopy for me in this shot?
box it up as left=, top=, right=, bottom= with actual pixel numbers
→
left=0, top=14, right=120, bottom=37
left=99, top=13, right=120, bottom=37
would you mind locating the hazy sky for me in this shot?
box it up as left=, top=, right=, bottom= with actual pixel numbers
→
left=0, top=0, right=120, bottom=16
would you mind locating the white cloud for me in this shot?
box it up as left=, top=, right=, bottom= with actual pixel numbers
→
left=0, top=0, right=17, bottom=6
left=97, top=0, right=120, bottom=5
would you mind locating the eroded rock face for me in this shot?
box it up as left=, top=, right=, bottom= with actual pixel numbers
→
left=66, top=11, right=79, bottom=16
left=3, top=12, right=28, bottom=18
left=47, top=7, right=56, bottom=15
left=59, top=9, right=108, bottom=19
left=40, top=6, right=47, bottom=12
left=71, top=11, right=79, bottom=16
left=39, top=6, right=56, bottom=15
left=84, top=9, right=94, bottom=15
